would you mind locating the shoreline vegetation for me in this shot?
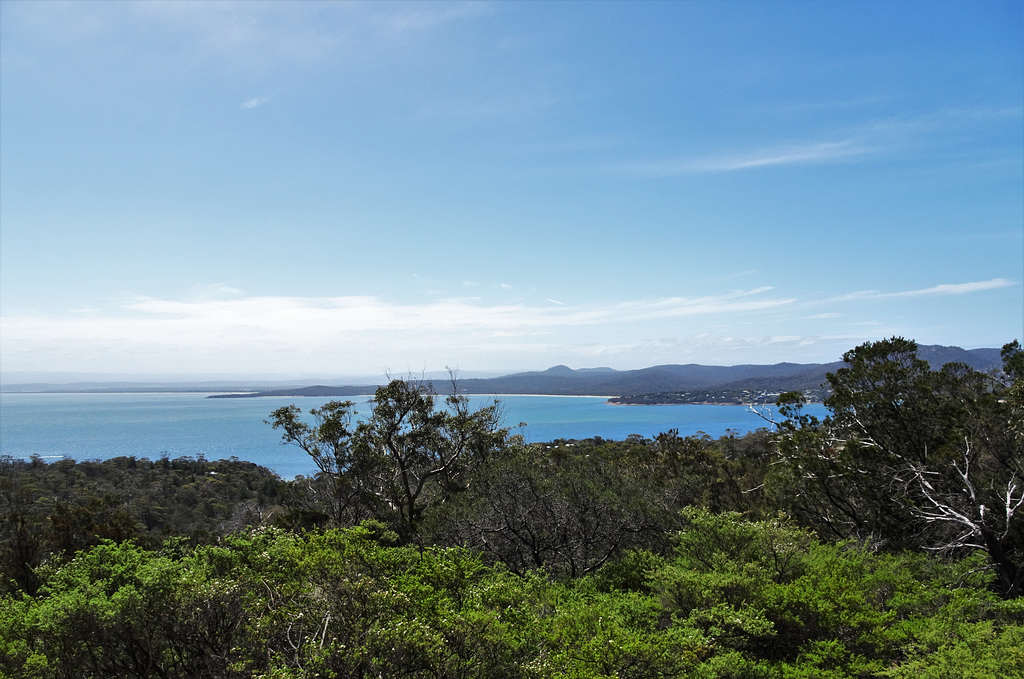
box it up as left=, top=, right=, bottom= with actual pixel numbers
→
left=1, top=339, right=1020, bottom=678
left=606, top=390, right=824, bottom=406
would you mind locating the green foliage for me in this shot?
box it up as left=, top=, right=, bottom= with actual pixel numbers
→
left=0, top=539, right=245, bottom=678
left=642, top=509, right=1024, bottom=678
left=3, top=514, right=1022, bottom=678
left=0, top=454, right=285, bottom=596
left=880, top=618, right=1024, bottom=679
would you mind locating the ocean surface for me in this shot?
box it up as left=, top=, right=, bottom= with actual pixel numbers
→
left=0, top=393, right=829, bottom=480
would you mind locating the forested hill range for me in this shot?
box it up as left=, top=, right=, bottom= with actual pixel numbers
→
left=206, top=344, right=1004, bottom=404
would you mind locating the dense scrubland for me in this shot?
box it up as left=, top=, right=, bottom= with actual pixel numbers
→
left=2, top=338, right=1022, bottom=678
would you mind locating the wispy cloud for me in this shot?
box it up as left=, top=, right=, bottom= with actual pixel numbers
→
left=615, top=104, right=1022, bottom=177
left=620, top=139, right=874, bottom=175
left=241, top=97, right=269, bottom=109
left=886, top=278, right=1016, bottom=298
left=832, top=278, right=1014, bottom=302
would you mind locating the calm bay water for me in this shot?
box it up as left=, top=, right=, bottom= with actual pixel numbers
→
left=0, top=392, right=827, bottom=480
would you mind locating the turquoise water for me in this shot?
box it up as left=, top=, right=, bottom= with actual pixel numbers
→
left=0, top=393, right=827, bottom=480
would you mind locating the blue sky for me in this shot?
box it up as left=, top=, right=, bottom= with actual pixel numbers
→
left=1, top=0, right=1021, bottom=379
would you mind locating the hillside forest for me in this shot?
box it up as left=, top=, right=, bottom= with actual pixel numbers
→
left=1, top=337, right=1022, bottom=678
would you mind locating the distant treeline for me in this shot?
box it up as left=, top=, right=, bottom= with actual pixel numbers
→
left=608, top=387, right=830, bottom=405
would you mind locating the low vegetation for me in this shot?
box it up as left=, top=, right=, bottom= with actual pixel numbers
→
left=1, top=338, right=1021, bottom=678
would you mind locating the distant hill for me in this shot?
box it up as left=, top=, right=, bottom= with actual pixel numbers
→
left=914, top=345, right=1002, bottom=371
left=207, top=344, right=1004, bottom=403
left=445, top=361, right=841, bottom=397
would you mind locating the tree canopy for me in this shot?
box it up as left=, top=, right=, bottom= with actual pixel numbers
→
left=268, top=377, right=521, bottom=536
left=769, top=337, right=1024, bottom=598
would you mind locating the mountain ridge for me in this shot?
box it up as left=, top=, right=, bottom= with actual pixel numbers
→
left=201, top=344, right=1002, bottom=401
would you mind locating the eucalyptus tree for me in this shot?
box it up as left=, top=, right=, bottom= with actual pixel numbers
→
left=269, top=377, right=518, bottom=534
left=768, top=337, right=1024, bottom=597
left=268, top=399, right=381, bottom=526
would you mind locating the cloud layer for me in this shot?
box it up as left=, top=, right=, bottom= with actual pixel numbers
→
left=1, top=279, right=1012, bottom=375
